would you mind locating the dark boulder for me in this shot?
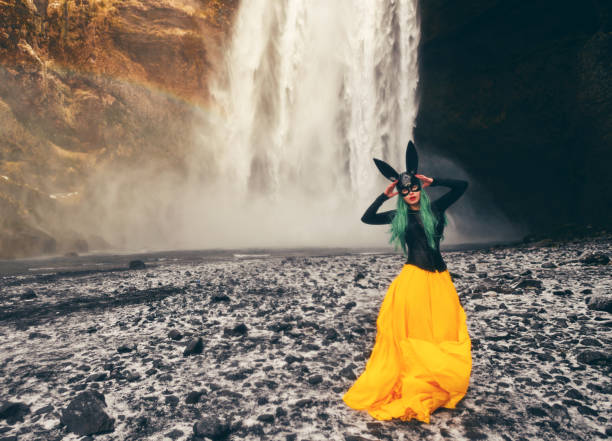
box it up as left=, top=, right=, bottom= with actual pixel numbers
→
left=128, top=260, right=146, bottom=270
left=60, top=391, right=114, bottom=436
left=586, top=296, right=612, bottom=314
left=0, top=402, right=30, bottom=424
left=183, top=337, right=204, bottom=356
left=193, top=416, right=231, bottom=440
left=168, top=329, right=183, bottom=340
left=581, top=253, right=610, bottom=265
left=19, top=289, right=37, bottom=300
left=185, top=391, right=205, bottom=404
left=576, top=350, right=609, bottom=366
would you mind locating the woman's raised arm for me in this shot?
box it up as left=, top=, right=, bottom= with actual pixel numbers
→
left=361, top=180, right=399, bottom=225
left=430, top=178, right=468, bottom=212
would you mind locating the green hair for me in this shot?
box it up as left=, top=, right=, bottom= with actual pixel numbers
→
left=389, top=190, right=447, bottom=255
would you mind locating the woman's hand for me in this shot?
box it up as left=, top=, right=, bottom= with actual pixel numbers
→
left=415, top=174, right=433, bottom=188
left=384, top=180, right=399, bottom=198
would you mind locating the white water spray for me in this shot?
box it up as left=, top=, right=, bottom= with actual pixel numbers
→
left=191, top=0, right=421, bottom=248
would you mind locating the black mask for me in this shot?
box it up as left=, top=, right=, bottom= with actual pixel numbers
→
left=397, top=172, right=421, bottom=194
left=373, top=141, right=421, bottom=193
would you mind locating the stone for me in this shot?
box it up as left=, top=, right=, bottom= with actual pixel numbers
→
left=307, top=375, right=323, bottom=385
left=165, top=429, right=184, bottom=440
left=193, top=416, right=231, bottom=440
left=225, top=323, right=248, bottom=337
left=0, top=402, right=30, bottom=424
left=164, top=395, right=179, bottom=406
left=28, top=332, right=51, bottom=339
left=581, top=253, right=609, bottom=265
left=186, top=391, right=205, bottom=404
left=285, top=355, right=304, bottom=364
left=513, top=278, right=543, bottom=290
left=256, top=414, right=274, bottom=424
left=576, top=350, right=609, bottom=365
left=87, top=372, right=107, bottom=382
left=211, top=294, right=231, bottom=303
left=340, top=366, right=356, bottom=380
left=60, top=391, right=114, bottom=436
left=168, top=329, right=183, bottom=340
left=586, top=296, right=612, bottom=314
left=183, top=337, right=204, bottom=356
left=129, top=260, right=146, bottom=269
left=20, top=289, right=37, bottom=300
left=117, top=344, right=133, bottom=354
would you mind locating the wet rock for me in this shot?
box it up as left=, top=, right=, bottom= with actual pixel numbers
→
left=168, top=329, right=183, bottom=340
left=512, top=278, right=543, bottom=290
left=116, top=344, right=133, bottom=354
left=60, top=391, right=114, bottom=436
left=164, top=395, right=179, bottom=406
left=126, top=371, right=141, bottom=382
left=0, top=402, right=30, bottom=424
left=20, top=289, right=37, bottom=300
left=577, top=405, right=598, bottom=416
left=224, top=323, right=248, bottom=337
left=193, top=416, right=231, bottom=440
left=344, top=436, right=374, bottom=441
left=211, top=294, right=231, bottom=303
left=294, top=398, right=314, bottom=409
left=586, top=296, right=612, bottom=313
left=344, top=301, right=357, bottom=310
left=285, top=355, right=304, bottom=364
left=579, top=337, right=600, bottom=346
left=28, top=331, right=51, bottom=339
left=307, top=375, right=323, bottom=385
left=186, top=391, right=205, bottom=404
left=270, top=320, right=295, bottom=333
left=165, top=429, right=184, bottom=440
left=576, top=350, right=609, bottom=365
left=565, top=388, right=584, bottom=400
left=527, top=406, right=548, bottom=417
left=553, top=289, right=572, bottom=296
left=33, top=404, right=54, bottom=416
left=256, top=414, right=274, bottom=424
left=581, top=253, right=610, bottom=265
left=128, top=260, right=146, bottom=270
left=183, top=337, right=204, bottom=356
left=87, top=372, right=107, bottom=382
left=325, top=328, right=339, bottom=341
left=340, top=366, right=356, bottom=380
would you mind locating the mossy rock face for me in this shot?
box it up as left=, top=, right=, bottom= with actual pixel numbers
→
left=0, top=0, right=240, bottom=259
left=415, top=0, right=612, bottom=233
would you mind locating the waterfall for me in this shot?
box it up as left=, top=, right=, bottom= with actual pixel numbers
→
left=192, top=0, right=421, bottom=248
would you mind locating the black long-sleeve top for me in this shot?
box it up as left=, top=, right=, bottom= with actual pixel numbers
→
left=361, top=178, right=468, bottom=272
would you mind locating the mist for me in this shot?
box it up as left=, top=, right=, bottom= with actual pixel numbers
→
left=68, top=0, right=520, bottom=254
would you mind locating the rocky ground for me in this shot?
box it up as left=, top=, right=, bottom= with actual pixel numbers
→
left=0, top=236, right=610, bottom=441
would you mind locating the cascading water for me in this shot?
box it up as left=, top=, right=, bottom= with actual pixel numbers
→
left=192, top=0, right=421, bottom=249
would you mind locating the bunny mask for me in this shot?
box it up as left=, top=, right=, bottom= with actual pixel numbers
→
left=373, top=141, right=421, bottom=193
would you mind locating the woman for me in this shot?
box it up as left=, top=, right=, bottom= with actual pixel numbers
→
left=342, top=142, right=472, bottom=423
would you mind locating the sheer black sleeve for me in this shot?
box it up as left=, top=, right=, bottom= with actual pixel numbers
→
left=430, top=178, right=468, bottom=212
left=361, top=193, right=396, bottom=225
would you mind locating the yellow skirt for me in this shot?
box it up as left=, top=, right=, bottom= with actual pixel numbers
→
left=342, top=264, right=472, bottom=423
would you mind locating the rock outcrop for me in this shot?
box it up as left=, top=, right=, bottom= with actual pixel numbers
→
left=415, top=0, right=611, bottom=233
left=0, top=0, right=239, bottom=258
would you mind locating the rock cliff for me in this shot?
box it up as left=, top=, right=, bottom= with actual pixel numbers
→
left=415, top=0, right=611, bottom=233
left=0, top=0, right=238, bottom=258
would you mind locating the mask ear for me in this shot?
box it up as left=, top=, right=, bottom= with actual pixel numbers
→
left=406, top=141, right=418, bottom=174
left=373, top=158, right=400, bottom=181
